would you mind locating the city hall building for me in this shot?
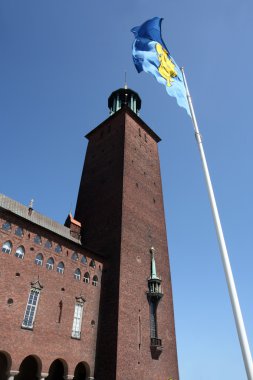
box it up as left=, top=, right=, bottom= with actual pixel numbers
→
left=0, top=88, right=179, bottom=380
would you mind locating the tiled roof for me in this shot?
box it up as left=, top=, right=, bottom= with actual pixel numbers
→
left=0, top=193, right=81, bottom=245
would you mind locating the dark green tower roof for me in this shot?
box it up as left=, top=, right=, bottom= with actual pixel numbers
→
left=108, top=87, right=141, bottom=115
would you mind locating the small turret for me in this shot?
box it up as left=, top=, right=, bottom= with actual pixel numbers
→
left=147, top=247, right=163, bottom=300
left=147, top=247, right=163, bottom=352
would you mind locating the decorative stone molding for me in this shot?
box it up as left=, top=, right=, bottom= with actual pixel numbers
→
left=31, top=279, right=43, bottom=290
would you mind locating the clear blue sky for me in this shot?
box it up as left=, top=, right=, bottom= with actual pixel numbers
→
left=1, top=1, right=253, bottom=379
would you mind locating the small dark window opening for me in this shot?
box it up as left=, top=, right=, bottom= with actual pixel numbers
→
left=7, top=298, right=14, bottom=305
left=55, top=245, right=62, bottom=253
left=15, top=227, right=23, bottom=237
left=45, top=240, right=52, bottom=249
left=81, top=255, right=87, bottom=265
left=2, top=222, right=11, bottom=231
left=34, top=235, right=42, bottom=245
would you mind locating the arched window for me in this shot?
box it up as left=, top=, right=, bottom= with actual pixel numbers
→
left=46, top=257, right=54, bottom=270
left=15, top=246, right=25, bottom=259
left=45, top=240, right=52, bottom=249
left=57, top=262, right=65, bottom=274
left=2, top=222, right=11, bottom=231
left=90, top=259, right=96, bottom=268
left=55, top=244, right=62, bottom=254
left=34, top=235, right=42, bottom=245
left=81, top=255, right=87, bottom=265
left=83, top=272, right=90, bottom=284
left=92, top=275, right=98, bottom=286
left=71, top=252, right=79, bottom=262
left=74, top=268, right=81, bottom=281
left=2, top=240, right=12, bottom=254
left=35, top=253, right=43, bottom=266
left=15, top=227, right=24, bottom=237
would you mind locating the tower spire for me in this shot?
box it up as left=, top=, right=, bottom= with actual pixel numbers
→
left=124, top=71, right=128, bottom=89
left=150, top=246, right=159, bottom=279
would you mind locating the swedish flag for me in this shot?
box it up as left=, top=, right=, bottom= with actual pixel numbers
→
left=131, top=17, right=190, bottom=116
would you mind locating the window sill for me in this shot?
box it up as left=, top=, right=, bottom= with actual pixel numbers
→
left=71, top=335, right=81, bottom=340
left=21, top=325, right=33, bottom=331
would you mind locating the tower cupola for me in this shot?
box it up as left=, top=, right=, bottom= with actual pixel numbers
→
left=108, top=87, right=141, bottom=115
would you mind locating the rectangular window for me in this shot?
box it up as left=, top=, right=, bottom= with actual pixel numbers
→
left=22, top=289, right=40, bottom=329
left=71, top=301, right=84, bottom=339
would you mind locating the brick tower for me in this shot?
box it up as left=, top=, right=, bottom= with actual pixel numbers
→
left=75, top=88, right=179, bottom=380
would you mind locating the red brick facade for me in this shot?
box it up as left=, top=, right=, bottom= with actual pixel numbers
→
left=0, top=88, right=179, bottom=380
left=0, top=205, right=102, bottom=380
left=75, top=100, right=179, bottom=380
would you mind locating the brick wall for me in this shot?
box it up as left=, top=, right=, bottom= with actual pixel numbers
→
left=75, top=107, right=179, bottom=380
left=0, top=209, right=103, bottom=378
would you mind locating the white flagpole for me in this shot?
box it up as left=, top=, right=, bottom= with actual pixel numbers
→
left=180, top=67, right=253, bottom=380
